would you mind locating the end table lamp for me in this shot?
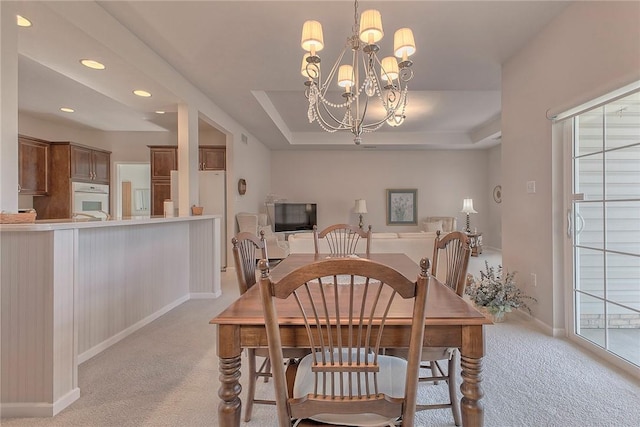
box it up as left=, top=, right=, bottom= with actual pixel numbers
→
left=461, top=198, right=477, bottom=233
left=354, top=199, right=368, bottom=229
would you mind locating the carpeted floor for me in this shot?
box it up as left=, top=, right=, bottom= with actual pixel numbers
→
left=3, top=251, right=639, bottom=426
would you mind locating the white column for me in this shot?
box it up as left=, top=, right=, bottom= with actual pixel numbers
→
left=177, top=103, right=199, bottom=216
left=0, top=2, right=19, bottom=213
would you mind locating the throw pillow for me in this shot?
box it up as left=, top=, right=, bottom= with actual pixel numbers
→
left=423, top=220, right=443, bottom=233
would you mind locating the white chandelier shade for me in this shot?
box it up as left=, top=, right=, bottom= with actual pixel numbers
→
left=300, top=0, right=416, bottom=145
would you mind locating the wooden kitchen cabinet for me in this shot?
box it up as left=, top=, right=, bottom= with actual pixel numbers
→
left=33, top=141, right=111, bottom=219
left=18, top=135, right=49, bottom=195
left=199, top=146, right=225, bottom=170
left=70, top=145, right=111, bottom=184
left=148, top=145, right=226, bottom=215
left=150, top=146, right=178, bottom=179
left=149, top=146, right=177, bottom=216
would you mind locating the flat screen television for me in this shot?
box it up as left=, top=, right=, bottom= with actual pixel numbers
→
left=274, top=203, right=317, bottom=232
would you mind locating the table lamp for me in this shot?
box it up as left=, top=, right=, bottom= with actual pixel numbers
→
left=461, top=198, right=477, bottom=233
left=354, top=199, right=368, bottom=229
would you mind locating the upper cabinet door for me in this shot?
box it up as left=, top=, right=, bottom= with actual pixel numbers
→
left=70, top=145, right=93, bottom=181
left=151, top=147, right=178, bottom=179
left=92, top=150, right=111, bottom=184
left=200, top=147, right=226, bottom=170
left=18, top=136, right=49, bottom=195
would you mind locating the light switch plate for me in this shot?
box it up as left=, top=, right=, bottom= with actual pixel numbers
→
left=526, top=181, right=536, bottom=193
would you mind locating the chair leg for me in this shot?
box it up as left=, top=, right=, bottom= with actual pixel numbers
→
left=448, top=353, right=461, bottom=427
left=244, top=348, right=257, bottom=422
left=263, top=357, right=272, bottom=383
left=430, top=361, right=440, bottom=385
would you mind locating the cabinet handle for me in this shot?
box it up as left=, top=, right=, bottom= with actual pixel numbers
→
left=18, top=184, right=22, bottom=193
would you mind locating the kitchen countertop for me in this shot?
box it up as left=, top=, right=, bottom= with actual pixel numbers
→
left=0, top=214, right=221, bottom=231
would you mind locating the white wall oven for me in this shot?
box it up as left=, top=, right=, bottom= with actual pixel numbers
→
left=72, top=182, right=109, bottom=218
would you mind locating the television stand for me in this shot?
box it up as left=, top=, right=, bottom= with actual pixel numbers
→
left=282, top=230, right=312, bottom=240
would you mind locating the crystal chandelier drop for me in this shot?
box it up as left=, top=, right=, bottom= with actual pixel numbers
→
left=301, top=0, right=416, bottom=145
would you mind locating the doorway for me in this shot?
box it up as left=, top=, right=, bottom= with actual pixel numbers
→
left=114, top=162, right=151, bottom=218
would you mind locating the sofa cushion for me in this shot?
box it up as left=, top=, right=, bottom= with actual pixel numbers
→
left=423, top=220, right=443, bottom=233
left=371, top=233, right=398, bottom=239
left=398, top=232, right=430, bottom=238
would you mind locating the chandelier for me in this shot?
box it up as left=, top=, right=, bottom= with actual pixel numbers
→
left=301, top=0, right=416, bottom=145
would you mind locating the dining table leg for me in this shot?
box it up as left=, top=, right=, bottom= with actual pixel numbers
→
left=460, top=325, right=485, bottom=427
left=217, top=324, right=242, bottom=427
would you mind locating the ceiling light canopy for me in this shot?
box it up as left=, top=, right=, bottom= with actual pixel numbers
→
left=133, top=89, right=152, bottom=98
left=80, top=59, right=106, bottom=70
left=16, top=15, right=32, bottom=27
left=301, top=0, right=416, bottom=144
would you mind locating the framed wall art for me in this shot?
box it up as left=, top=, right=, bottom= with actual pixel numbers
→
left=386, top=189, right=417, bottom=225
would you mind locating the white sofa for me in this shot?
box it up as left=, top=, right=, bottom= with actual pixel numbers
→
left=288, top=231, right=436, bottom=264
left=288, top=217, right=457, bottom=265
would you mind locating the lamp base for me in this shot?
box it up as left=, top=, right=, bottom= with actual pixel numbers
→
left=358, top=214, right=364, bottom=229
left=465, top=214, right=471, bottom=234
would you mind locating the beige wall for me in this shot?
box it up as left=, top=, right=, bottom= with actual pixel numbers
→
left=271, top=149, right=499, bottom=244
left=502, top=1, right=640, bottom=331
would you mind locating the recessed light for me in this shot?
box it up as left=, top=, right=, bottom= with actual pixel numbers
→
left=60, top=107, right=75, bottom=113
left=133, top=89, right=152, bottom=98
left=155, top=110, right=165, bottom=114
left=80, top=59, right=105, bottom=70
left=16, top=15, right=32, bottom=27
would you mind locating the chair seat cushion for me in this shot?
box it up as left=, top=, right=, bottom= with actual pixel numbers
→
left=293, top=351, right=407, bottom=426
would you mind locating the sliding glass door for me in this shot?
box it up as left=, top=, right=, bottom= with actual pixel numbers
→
left=569, top=91, right=640, bottom=369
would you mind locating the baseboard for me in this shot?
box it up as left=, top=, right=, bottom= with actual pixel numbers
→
left=512, top=309, right=566, bottom=337
left=1, top=388, right=80, bottom=418
left=78, top=294, right=190, bottom=364
left=190, top=291, right=222, bottom=299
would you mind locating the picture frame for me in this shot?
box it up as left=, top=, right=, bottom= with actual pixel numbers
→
left=386, top=189, right=418, bottom=225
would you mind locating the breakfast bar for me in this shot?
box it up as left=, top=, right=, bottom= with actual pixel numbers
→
left=0, top=215, right=222, bottom=417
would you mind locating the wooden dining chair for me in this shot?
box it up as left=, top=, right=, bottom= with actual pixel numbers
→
left=258, top=257, right=431, bottom=427
left=313, top=223, right=372, bottom=257
left=419, top=230, right=471, bottom=426
left=231, top=231, right=308, bottom=422
left=384, top=231, right=470, bottom=426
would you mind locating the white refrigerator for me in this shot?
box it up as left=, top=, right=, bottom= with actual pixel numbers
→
left=171, top=170, right=226, bottom=268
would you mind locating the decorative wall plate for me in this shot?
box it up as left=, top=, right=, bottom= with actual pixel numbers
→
left=238, top=178, right=247, bottom=195
left=493, top=185, right=502, bottom=203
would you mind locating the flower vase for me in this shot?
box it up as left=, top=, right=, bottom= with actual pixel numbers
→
left=491, top=310, right=505, bottom=323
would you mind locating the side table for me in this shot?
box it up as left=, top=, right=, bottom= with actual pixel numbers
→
left=466, top=232, right=483, bottom=257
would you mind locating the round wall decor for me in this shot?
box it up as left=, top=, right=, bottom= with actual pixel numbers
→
left=237, top=178, right=247, bottom=195
left=493, top=185, right=502, bottom=203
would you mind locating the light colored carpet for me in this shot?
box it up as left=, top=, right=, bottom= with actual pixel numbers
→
left=3, top=253, right=639, bottom=426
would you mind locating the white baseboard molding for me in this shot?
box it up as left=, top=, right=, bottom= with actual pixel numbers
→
left=78, top=294, right=190, bottom=364
left=190, top=291, right=222, bottom=299
left=512, top=309, right=566, bottom=337
left=1, top=388, right=80, bottom=418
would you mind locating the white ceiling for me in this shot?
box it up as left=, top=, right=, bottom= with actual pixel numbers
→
left=14, top=1, right=571, bottom=150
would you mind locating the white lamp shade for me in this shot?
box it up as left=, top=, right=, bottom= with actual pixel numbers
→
left=338, top=65, right=355, bottom=88
left=359, top=9, right=384, bottom=44
left=380, top=56, right=399, bottom=82
left=301, top=20, right=324, bottom=54
left=461, top=198, right=478, bottom=214
left=394, top=28, right=416, bottom=59
left=354, top=199, right=368, bottom=214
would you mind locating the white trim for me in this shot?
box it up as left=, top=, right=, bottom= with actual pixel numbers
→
left=190, top=291, right=223, bottom=299
left=1, top=388, right=80, bottom=418
left=567, top=334, right=640, bottom=380
left=77, top=294, right=189, bottom=364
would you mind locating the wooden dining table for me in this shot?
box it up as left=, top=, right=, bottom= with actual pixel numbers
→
left=210, top=253, right=491, bottom=427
